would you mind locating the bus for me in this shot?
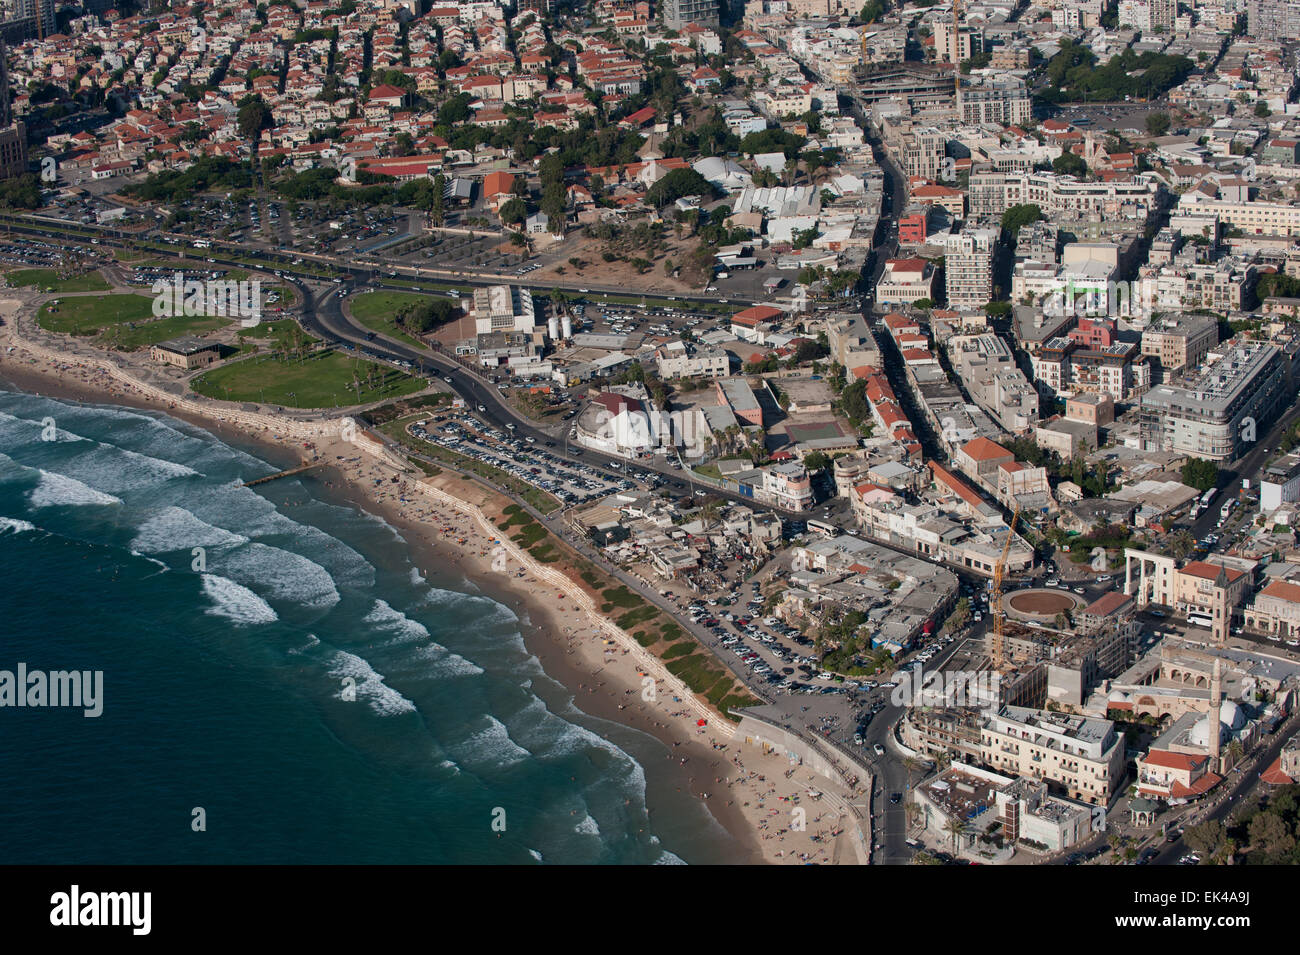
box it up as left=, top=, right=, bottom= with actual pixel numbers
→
left=807, top=519, right=838, bottom=538
left=1201, top=488, right=1217, bottom=509
left=1219, top=499, right=1236, bottom=523
left=1187, top=611, right=1214, bottom=629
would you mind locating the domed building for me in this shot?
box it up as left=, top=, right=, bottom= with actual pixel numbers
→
left=1187, top=700, right=1247, bottom=749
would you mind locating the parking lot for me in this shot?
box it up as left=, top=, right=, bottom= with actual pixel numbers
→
left=0, top=239, right=104, bottom=272
left=409, top=410, right=639, bottom=505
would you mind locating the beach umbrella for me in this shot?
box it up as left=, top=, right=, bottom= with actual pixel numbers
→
left=696, top=718, right=707, bottom=727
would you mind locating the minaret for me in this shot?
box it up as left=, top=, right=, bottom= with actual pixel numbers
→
left=1208, top=657, right=1222, bottom=767
left=1212, top=562, right=1230, bottom=646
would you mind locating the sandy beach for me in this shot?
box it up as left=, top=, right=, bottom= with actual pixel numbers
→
left=0, top=299, right=863, bottom=865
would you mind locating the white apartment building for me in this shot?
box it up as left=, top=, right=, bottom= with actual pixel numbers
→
left=654, top=340, right=729, bottom=379
left=968, top=170, right=1160, bottom=220
left=943, top=228, right=998, bottom=307
left=472, top=285, right=536, bottom=335
left=981, top=706, right=1126, bottom=805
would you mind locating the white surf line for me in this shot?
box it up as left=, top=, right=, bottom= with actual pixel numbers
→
left=412, top=480, right=734, bottom=738
left=2, top=308, right=734, bottom=733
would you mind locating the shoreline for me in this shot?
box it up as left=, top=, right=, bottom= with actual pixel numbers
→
left=0, top=309, right=862, bottom=865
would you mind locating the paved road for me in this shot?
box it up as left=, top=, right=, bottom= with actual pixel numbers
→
left=1151, top=711, right=1300, bottom=866
left=1187, top=389, right=1300, bottom=542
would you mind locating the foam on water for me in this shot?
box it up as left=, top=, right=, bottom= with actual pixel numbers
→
left=213, top=541, right=340, bottom=609
left=133, top=552, right=170, bottom=576
left=200, top=573, right=279, bottom=625
left=0, top=516, right=35, bottom=534
left=327, top=650, right=417, bottom=717
left=288, top=633, right=322, bottom=655
left=654, top=850, right=687, bottom=865
left=450, top=714, right=532, bottom=770
left=131, top=505, right=250, bottom=553
left=364, top=599, right=431, bottom=643
left=0, top=409, right=86, bottom=442
left=405, top=641, right=485, bottom=677
left=574, top=814, right=601, bottom=836
left=28, top=469, right=123, bottom=508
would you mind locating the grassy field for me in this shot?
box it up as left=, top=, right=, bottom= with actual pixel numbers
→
left=100, top=313, right=229, bottom=350
left=37, top=293, right=154, bottom=336
left=237, top=318, right=318, bottom=351
left=7, top=268, right=111, bottom=293
left=347, top=290, right=431, bottom=348
left=191, top=350, right=425, bottom=408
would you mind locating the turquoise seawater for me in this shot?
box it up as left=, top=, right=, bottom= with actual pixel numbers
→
left=0, top=388, right=745, bottom=864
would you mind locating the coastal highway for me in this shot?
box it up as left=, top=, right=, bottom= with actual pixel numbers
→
left=0, top=213, right=753, bottom=315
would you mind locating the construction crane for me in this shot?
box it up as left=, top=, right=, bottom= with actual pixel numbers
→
left=989, top=501, right=1020, bottom=672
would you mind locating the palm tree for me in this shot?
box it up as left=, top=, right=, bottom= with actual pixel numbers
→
left=903, top=755, right=921, bottom=794
left=944, top=817, right=969, bottom=853
left=1226, top=739, right=1244, bottom=766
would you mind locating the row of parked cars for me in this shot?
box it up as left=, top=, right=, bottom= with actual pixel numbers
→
left=412, top=416, right=634, bottom=504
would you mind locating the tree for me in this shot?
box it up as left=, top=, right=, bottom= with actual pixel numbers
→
left=1255, top=101, right=1272, bottom=118
left=429, top=173, right=446, bottom=226
left=1053, top=150, right=1087, bottom=178
left=1163, top=529, right=1196, bottom=560
left=1184, top=820, right=1225, bottom=859
left=1145, top=111, right=1171, bottom=137
left=1181, top=458, right=1220, bottom=493
left=438, top=93, right=473, bottom=126
left=237, top=95, right=272, bottom=143
left=804, top=451, right=829, bottom=473
left=944, top=817, right=969, bottom=853
left=644, top=167, right=714, bottom=208
left=1001, top=203, right=1043, bottom=238
left=859, top=0, right=884, bottom=23
left=498, top=197, right=527, bottom=225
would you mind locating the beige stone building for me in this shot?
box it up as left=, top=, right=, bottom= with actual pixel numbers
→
left=150, top=336, right=220, bottom=369
left=981, top=705, right=1125, bottom=805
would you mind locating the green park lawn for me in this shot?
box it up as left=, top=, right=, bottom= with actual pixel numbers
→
left=237, top=318, right=318, bottom=351
left=100, top=313, right=229, bottom=350
left=191, top=349, right=426, bottom=408
left=37, top=293, right=155, bottom=336
left=7, top=268, right=111, bottom=293
left=347, top=290, right=432, bottom=348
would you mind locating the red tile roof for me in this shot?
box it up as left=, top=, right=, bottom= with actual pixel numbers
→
left=961, top=436, right=1012, bottom=463
left=1181, top=561, right=1246, bottom=584
left=928, top=461, right=984, bottom=511
left=1259, top=579, right=1300, bottom=603
left=1261, top=756, right=1295, bottom=786
left=732, top=304, right=783, bottom=325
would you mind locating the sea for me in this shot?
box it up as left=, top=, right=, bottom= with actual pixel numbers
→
left=0, top=387, right=748, bottom=864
